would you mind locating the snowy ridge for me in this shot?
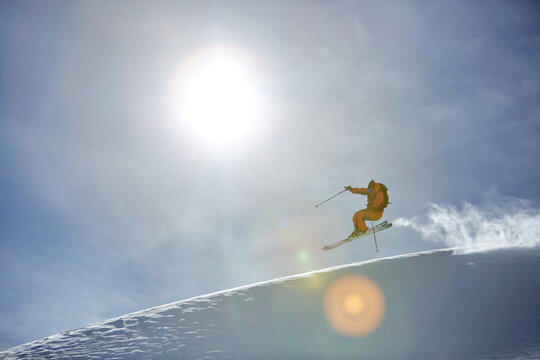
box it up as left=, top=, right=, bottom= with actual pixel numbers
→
left=1, top=247, right=539, bottom=359
left=80, top=247, right=460, bottom=328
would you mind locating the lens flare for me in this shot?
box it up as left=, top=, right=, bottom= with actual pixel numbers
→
left=344, top=294, right=365, bottom=315
left=324, top=274, right=386, bottom=337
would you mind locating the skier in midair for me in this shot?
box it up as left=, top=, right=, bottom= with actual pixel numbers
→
left=345, top=180, right=390, bottom=238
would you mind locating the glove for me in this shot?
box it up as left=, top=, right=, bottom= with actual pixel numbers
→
left=345, top=186, right=352, bottom=191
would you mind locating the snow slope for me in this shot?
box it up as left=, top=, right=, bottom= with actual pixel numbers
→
left=1, top=248, right=539, bottom=359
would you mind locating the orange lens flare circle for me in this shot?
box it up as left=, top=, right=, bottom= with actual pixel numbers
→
left=324, top=274, right=386, bottom=337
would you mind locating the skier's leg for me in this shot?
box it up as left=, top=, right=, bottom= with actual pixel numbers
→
left=353, top=210, right=369, bottom=232
left=365, top=209, right=384, bottom=222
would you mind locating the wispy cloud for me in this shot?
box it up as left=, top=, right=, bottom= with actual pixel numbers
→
left=395, top=192, right=540, bottom=253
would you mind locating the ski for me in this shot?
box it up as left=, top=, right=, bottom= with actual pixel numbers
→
left=322, top=221, right=392, bottom=251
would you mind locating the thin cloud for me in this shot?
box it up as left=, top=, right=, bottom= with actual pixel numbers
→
left=395, top=192, right=540, bottom=253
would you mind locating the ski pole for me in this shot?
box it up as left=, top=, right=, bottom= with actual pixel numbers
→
left=315, top=188, right=348, bottom=208
left=372, top=220, right=379, bottom=253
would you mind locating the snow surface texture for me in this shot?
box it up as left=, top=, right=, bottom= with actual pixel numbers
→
left=1, top=248, right=540, bottom=359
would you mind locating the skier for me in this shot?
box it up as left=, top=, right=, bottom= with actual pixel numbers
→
left=345, top=180, right=390, bottom=238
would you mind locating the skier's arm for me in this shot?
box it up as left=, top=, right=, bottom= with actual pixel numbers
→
left=347, top=187, right=368, bottom=195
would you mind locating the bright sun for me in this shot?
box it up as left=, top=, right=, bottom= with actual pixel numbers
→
left=177, top=46, right=261, bottom=146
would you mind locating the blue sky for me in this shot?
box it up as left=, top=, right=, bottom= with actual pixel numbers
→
left=1, top=0, right=540, bottom=350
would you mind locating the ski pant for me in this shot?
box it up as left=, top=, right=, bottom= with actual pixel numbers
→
left=353, top=208, right=383, bottom=232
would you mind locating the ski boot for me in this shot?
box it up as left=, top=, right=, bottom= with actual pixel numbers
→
left=348, top=227, right=368, bottom=239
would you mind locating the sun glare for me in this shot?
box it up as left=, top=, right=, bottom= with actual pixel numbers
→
left=175, top=46, right=262, bottom=147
